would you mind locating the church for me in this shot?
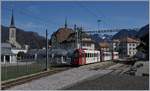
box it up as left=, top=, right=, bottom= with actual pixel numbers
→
left=1, top=11, right=27, bottom=63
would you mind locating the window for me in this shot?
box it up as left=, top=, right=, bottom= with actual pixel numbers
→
left=86, top=53, right=88, bottom=57
left=88, top=53, right=89, bottom=57
left=1, top=56, right=3, bottom=62
left=95, top=53, right=98, bottom=57
left=83, top=43, right=86, bottom=46
left=92, top=53, right=94, bottom=57
left=74, top=51, right=79, bottom=58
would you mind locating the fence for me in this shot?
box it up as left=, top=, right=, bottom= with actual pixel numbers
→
left=1, top=58, right=48, bottom=81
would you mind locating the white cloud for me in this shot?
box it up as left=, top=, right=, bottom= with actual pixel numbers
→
left=26, top=5, right=40, bottom=14
left=18, top=22, right=42, bottom=30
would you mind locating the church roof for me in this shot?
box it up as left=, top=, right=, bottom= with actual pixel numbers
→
left=10, top=11, right=15, bottom=28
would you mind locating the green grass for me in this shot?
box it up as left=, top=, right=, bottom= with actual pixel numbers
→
left=1, top=63, right=46, bottom=81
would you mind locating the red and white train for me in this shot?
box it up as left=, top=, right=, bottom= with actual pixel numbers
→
left=71, top=48, right=119, bottom=66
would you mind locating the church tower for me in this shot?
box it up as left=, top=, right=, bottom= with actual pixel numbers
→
left=9, top=11, right=16, bottom=42
left=8, top=10, right=21, bottom=48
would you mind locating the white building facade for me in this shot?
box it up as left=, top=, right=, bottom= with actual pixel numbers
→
left=119, top=37, right=140, bottom=57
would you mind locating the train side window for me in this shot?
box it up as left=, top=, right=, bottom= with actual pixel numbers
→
left=95, top=53, right=97, bottom=57
left=86, top=53, right=88, bottom=57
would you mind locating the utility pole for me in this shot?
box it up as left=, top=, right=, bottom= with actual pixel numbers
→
left=111, top=40, right=114, bottom=61
left=80, top=27, right=82, bottom=49
left=74, top=24, right=77, bottom=49
left=46, top=29, right=49, bottom=71
left=76, top=26, right=79, bottom=49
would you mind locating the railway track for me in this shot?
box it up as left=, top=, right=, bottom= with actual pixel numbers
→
left=2, top=62, right=131, bottom=90
left=1, top=67, right=72, bottom=90
left=109, top=64, right=131, bottom=75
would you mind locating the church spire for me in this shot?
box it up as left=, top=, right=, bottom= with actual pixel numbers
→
left=64, top=17, right=67, bottom=28
left=10, top=10, right=15, bottom=27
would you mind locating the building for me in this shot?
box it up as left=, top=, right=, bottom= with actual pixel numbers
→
left=119, top=37, right=140, bottom=57
left=1, top=11, right=27, bottom=63
left=51, top=20, right=96, bottom=50
left=1, top=43, right=27, bottom=63
left=99, top=42, right=110, bottom=52
left=8, top=11, right=21, bottom=48
left=60, top=28, right=95, bottom=50
left=81, top=38, right=95, bottom=50
left=51, top=19, right=74, bottom=48
left=112, top=39, right=120, bottom=52
left=1, top=43, right=16, bottom=63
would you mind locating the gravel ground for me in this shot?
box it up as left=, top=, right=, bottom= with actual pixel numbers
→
left=64, top=74, right=149, bottom=90
left=62, top=62, right=149, bottom=90
left=8, top=62, right=116, bottom=90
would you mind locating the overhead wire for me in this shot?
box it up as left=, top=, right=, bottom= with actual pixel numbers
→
left=3, top=7, right=60, bottom=29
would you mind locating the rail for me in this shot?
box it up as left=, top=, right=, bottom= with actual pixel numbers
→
left=1, top=67, right=71, bottom=90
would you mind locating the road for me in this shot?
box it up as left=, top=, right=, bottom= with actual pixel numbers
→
left=64, top=74, right=148, bottom=90
left=63, top=64, right=149, bottom=90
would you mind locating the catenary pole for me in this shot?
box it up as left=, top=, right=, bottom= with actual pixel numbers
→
left=46, top=29, right=49, bottom=71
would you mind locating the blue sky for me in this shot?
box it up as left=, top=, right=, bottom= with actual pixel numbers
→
left=1, top=1, right=149, bottom=37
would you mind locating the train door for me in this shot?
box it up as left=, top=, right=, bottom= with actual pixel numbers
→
left=100, top=51, right=104, bottom=62
left=97, top=52, right=99, bottom=62
left=79, top=50, right=86, bottom=65
left=81, top=52, right=86, bottom=65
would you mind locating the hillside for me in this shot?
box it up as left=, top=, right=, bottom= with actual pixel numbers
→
left=136, top=24, right=149, bottom=59
left=1, top=25, right=46, bottom=49
left=112, top=29, right=138, bottom=39
left=137, top=24, right=149, bottom=38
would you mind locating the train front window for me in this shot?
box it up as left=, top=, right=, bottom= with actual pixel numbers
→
left=74, top=51, right=79, bottom=58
